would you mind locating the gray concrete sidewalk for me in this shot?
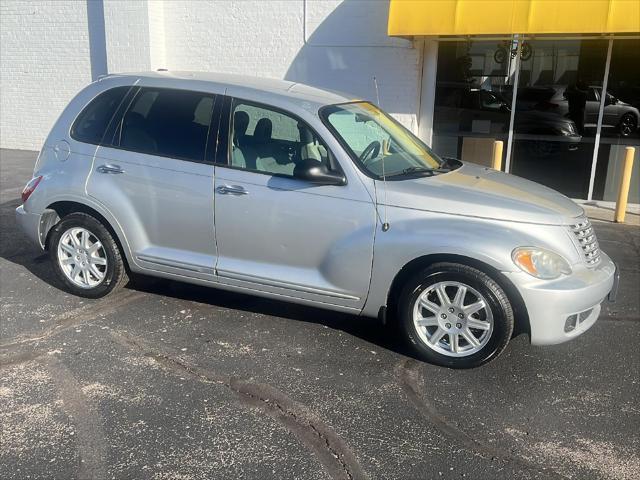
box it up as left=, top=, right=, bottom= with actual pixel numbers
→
left=579, top=201, right=640, bottom=226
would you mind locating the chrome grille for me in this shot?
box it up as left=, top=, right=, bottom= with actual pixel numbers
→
left=570, top=218, right=600, bottom=266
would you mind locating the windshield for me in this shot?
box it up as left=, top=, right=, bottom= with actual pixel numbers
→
left=321, top=102, right=446, bottom=178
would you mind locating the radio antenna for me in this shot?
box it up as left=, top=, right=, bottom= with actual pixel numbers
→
left=373, top=76, right=390, bottom=232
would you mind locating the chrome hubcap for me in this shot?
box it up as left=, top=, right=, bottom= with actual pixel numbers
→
left=413, top=281, right=493, bottom=357
left=57, top=227, right=107, bottom=289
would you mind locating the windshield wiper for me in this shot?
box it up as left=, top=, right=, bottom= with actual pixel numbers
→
left=388, top=166, right=451, bottom=177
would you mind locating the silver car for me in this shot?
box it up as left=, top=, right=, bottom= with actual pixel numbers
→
left=16, top=72, right=618, bottom=368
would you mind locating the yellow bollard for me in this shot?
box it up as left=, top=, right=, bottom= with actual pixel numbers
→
left=614, top=146, right=636, bottom=223
left=492, top=140, right=503, bottom=171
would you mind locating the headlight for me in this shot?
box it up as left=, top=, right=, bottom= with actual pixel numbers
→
left=512, top=247, right=572, bottom=279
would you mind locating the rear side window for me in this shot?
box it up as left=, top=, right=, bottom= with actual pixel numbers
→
left=116, top=88, right=215, bottom=163
left=71, top=87, right=130, bottom=145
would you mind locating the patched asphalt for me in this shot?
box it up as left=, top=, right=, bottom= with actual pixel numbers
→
left=1, top=148, right=639, bottom=480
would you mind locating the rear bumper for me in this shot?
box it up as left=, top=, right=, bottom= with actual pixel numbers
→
left=504, top=252, right=616, bottom=346
left=15, top=205, right=44, bottom=249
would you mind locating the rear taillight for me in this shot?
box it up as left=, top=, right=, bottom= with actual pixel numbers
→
left=21, top=175, right=43, bottom=203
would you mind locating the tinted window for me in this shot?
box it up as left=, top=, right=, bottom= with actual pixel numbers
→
left=229, top=100, right=332, bottom=177
left=117, top=88, right=215, bottom=162
left=71, top=87, right=130, bottom=144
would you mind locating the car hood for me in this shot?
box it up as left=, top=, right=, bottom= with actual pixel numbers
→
left=379, top=162, right=584, bottom=225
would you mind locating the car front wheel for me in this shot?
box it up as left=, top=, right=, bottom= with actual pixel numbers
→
left=398, top=262, right=514, bottom=368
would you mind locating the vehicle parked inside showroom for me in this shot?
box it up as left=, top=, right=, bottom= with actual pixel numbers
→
left=434, top=84, right=582, bottom=157
left=518, top=85, right=639, bottom=137
left=16, top=72, right=618, bottom=368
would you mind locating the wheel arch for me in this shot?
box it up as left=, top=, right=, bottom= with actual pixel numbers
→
left=44, top=200, right=132, bottom=271
left=386, top=253, right=531, bottom=337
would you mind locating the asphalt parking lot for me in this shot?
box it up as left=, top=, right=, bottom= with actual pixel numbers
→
left=1, top=148, right=639, bottom=480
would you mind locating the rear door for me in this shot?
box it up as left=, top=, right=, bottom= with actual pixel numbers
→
left=212, top=96, right=376, bottom=310
left=86, top=86, right=220, bottom=280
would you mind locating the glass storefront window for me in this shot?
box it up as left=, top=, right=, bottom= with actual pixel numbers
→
left=432, top=39, right=518, bottom=168
left=592, top=39, right=640, bottom=204
left=431, top=36, right=639, bottom=203
left=509, top=39, right=609, bottom=198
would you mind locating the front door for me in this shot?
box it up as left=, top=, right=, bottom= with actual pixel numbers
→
left=213, top=97, right=376, bottom=310
left=87, top=86, right=219, bottom=280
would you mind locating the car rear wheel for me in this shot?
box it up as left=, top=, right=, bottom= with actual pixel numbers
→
left=398, top=262, right=514, bottom=368
left=619, top=113, right=637, bottom=137
left=49, top=213, right=128, bottom=298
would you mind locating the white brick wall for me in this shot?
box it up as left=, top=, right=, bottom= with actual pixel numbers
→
left=160, top=0, right=420, bottom=129
left=103, top=0, right=151, bottom=73
left=0, top=0, right=93, bottom=151
left=148, top=0, right=167, bottom=70
left=0, top=0, right=421, bottom=151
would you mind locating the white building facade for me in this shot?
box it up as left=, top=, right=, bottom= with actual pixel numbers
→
left=0, top=0, right=424, bottom=152
left=1, top=0, right=638, bottom=204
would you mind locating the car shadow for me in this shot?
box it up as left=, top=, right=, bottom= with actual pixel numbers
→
left=0, top=198, right=410, bottom=359
left=0, top=198, right=64, bottom=287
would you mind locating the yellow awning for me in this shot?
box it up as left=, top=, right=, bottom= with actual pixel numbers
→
left=388, top=0, right=640, bottom=36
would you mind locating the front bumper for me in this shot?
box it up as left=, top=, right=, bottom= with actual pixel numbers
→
left=503, top=252, right=616, bottom=346
left=15, top=205, right=45, bottom=249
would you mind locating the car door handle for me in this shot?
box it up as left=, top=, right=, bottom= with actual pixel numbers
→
left=97, top=164, right=125, bottom=174
left=216, top=185, right=248, bottom=195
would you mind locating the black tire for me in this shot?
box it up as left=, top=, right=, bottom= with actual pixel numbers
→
left=619, top=113, right=637, bottom=137
left=493, top=47, right=507, bottom=64
left=398, top=262, right=514, bottom=369
left=49, top=212, right=128, bottom=298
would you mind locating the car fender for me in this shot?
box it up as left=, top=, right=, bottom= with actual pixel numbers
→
left=41, top=193, right=137, bottom=269
left=360, top=207, right=576, bottom=318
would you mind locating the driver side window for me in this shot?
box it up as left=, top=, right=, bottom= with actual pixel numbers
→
left=229, top=100, right=332, bottom=178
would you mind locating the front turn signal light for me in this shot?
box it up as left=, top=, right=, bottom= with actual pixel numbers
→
left=512, top=247, right=572, bottom=280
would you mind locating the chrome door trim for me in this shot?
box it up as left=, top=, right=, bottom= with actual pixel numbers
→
left=137, top=254, right=215, bottom=275
left=216, top=268, right=361, bottom=301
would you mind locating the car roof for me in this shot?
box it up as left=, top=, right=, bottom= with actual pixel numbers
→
left=99, top=71, right=356, bottom=108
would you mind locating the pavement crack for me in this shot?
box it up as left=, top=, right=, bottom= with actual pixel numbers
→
left=109, top=330, right=367, bottom=480
left=0, top=290, right=144, bottom=350
left=395, top=358, right=566, bottom=480
left=229, top=379, right=366, bottom=480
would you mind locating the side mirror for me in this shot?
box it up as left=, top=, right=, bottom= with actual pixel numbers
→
left=293, top=159, right=346, bottom=186
left=605, top=95, right=617, bottom=106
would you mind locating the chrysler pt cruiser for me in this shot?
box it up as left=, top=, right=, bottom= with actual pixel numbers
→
left=16, top=72, right=618, bottom=368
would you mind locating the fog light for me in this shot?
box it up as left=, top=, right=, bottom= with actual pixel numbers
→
left=564, top=314, right=578, bottom=333
left=579, top=309, right=593, bottom=322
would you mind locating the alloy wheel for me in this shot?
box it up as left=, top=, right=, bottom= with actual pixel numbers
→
left=620, top=114, right=636, bottom=136
left=57, top=227, right=108, bottom=289
left=412, top=281, right=494, bottom=357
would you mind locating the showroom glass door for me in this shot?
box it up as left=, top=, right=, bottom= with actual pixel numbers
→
left=592, top=38, right=640, bottom=205
left=508, top=39, right=609, bottom=198
left=432, top=39, right=518, bottom=169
